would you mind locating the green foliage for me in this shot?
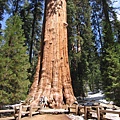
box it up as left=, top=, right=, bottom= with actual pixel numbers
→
left=3, top=0, right=43, bottom=83
left=0, top=0, right=8, bottom=35
left=100, top=0, right=120, bottom=106
left=67, top=0, right=101, bottom=97
left=103, top=45, right=120, bottom=105
left=67, top=0, right=81, bottom=96
left=20, top=0, right=43, bottom=82
left=0, top=15, right=30, bottom=104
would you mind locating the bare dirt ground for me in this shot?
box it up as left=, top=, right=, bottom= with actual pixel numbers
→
left=0, top=114, right=71, bottom=120
left=22, top=114, right=71, bottom=120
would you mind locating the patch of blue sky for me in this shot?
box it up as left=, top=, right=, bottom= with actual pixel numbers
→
left=112, top=0, right=120, bottom=20
left=1, top=14, right=9, bottom=30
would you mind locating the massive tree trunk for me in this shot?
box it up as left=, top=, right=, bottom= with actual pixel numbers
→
left=27, top=0, right=76, bottom=108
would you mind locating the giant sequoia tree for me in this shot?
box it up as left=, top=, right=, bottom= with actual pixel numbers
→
left=27, top=0, right=76, bottom=108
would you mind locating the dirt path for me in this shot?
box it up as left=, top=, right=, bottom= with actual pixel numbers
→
left=0, top=114, right=71, bottom=120
left=21, top=114, right=71, bottom=120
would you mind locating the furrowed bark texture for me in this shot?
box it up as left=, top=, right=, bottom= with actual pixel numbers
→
left=28, top=0, right=76, bottom=108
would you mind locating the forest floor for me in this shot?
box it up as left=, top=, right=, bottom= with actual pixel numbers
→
left=1, top=92, right=120, bottom=120
left=21, top=114, right=71, bottom=120
left=0, top=114, right=71, bottom=120
left=78, top=91, right=120, bottom=120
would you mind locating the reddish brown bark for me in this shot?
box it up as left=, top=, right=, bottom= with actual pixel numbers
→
left=27, top=0, right=76, bottom=108
left=28, top=54, right=40, bottom=98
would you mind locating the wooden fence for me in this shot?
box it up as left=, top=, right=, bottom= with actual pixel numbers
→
left=0, top=104, right=120, bottom=120
left=69, top=104, right=120, bottom=120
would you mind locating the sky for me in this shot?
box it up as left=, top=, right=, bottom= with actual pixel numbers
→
left=1, top=15, right=9, bottom=29
left=112, top=0, right=120, bottom=20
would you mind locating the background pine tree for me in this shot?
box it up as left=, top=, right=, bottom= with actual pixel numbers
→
left=0, top=15, right=30, bottom=104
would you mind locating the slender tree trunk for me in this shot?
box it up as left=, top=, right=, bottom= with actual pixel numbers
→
left=29, top=1, right=37, bottom=64
left=27, top=0, right=76, bottom=108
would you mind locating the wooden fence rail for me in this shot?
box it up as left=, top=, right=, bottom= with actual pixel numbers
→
left=0, top=109, right=15, bottom=113
left=0, top=104, right=120, bottom=120
left=69, top=104, right=120, bottom=120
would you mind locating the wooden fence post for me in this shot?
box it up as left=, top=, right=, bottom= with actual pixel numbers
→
left=18, top=105, right=22, bottom=120
left=29, top=105, right=32, bottom=118
left=96, top=107, right=100, bottom=120
left=84, top=106, right=88, bottom=120
left=75, top=104, right=78, bottom=115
